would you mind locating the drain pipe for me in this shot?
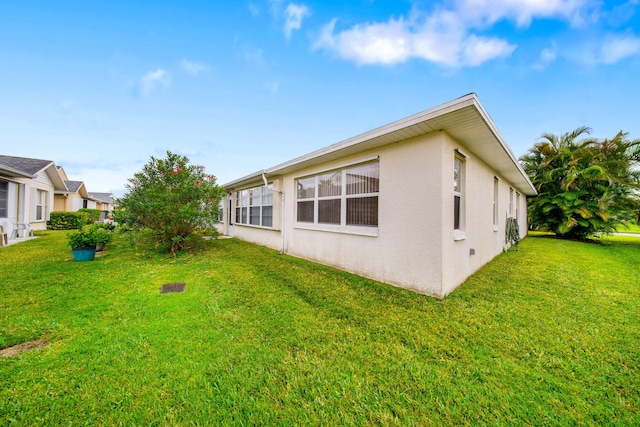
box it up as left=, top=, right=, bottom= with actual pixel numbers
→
left=262, top=171, right=285, bottom=255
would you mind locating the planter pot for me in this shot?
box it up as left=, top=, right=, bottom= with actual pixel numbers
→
left=72, top=246, right=97, bottom=262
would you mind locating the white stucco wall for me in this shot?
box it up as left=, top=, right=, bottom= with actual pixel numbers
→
left=440, top=134, right=529, bottom=296
left=276, top=132, right=448, bottom=296
left=224, top=130, right=531, bottom=298
left=233, top=225, right=283, bottom=251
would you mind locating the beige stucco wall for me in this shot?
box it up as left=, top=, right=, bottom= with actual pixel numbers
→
left=11, top=172, right=55, bottom=231
left=224, top=130, right=530, bottom=298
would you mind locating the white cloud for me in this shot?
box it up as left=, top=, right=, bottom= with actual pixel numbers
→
left=141, top=69, right=170, bottom=95
left=457, top=0, right=596, bottom=28
left=533, top=44, right=558, bottom=69
left=314, top=14, right=514, bottom=67
left=242, top=46, right=267, bottom=65
left=462, top=34, right=516, bottom=66
left=180, top=60, right=208, bottom=76
left=284, top=3, right=310, bottom=39
left=313, top=0, right=594, bottom=67
left=599, top=34, right=640, bottom=64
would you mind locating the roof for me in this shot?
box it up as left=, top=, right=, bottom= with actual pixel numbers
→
left=224, top=93, right=537, bottom=196
left=0, top=155, right=55, bottom=178
left=89, top=192, right=115, bottom=203
left=64, top=180, right=84, bottom=193
left=0, top=154, right=68, bottom=190
left=55, top=180, right=90, bottom=198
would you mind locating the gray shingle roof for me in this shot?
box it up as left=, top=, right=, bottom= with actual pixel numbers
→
left=89, top=192, right=115, bottom=203
left=63, top=180, right=84, bottom=193
left=0, top=155, right=54, bottom=177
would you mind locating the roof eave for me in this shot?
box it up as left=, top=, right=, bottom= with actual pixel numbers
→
left=223, top=93, right=537, bottom=196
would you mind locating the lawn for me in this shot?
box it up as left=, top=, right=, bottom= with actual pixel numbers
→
left=617, top=222, right=640, bottom=234
left=1, top=231, right=639, bottom=426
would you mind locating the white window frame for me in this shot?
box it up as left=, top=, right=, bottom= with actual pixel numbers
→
left=516, top=192, right=521, bottom=220
left=35, top=189, right=45, bottom=221
left=0, top=180, right=8, bottom=218
left=493, top=177, right=499, bottom=231
left=234, top=184, right=273, bottom=228
left=509, top=187, right=514, bottom=217
left=453, top=154, right=465, bottom=236
left=295, top=161, right=379, bottom=235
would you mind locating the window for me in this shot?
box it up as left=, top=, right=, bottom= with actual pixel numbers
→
left=509, top=187, right=514, bottom=216
left=235, top=184, right=273, bottom=227
left=493, top=177, right=499, bottom=227
left=36, top=189, right=45, bottom=221
left=296, top=161, right=379, bottom=228
left=516, top=192, right=521, bottom=220
left=454, top=156, right=464, bottom=230
left=0, top=180, right=8, bottom=218
left=218, top=200, right=225, bottom=223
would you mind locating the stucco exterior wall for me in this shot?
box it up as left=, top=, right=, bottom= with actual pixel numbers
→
left=276, top=132, right=447, bottom=296
left=233, top=225, right=283, bottom=251
left=54, top=195, right=66, bottom=212
left=223, top=130, right=531, bottom=298
left=8, top=172, right=55, bottom=231
left=440, top=134, right=528, bottom=296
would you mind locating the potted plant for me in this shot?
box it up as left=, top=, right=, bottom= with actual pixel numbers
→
left=90, top=224, right=114, bottom=251
left=67, top=225, right=113, bottom=261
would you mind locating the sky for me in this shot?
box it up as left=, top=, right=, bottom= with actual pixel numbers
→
left=1, top=0, right=639, bottom=196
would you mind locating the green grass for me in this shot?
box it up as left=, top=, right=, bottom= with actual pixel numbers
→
left=616, top=222, right=640, bottom=234
left=1, top=231, right=639, bottom=426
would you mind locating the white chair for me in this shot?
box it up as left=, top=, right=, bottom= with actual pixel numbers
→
left=0, top=219, right=14, bottom=241
left=0, top=225, right=8, bottom=246
left=14, top=222, right=34, bottom=238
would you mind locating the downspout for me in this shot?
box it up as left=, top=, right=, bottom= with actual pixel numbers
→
left=262, top=171, right=285, bottom=255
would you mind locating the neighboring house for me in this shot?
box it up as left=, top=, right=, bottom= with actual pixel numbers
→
left=0, top=154, right=67, bottom=237
left=54, top=168, right=116, bottom=215
left=217, top=94, right=537, bottom=298
left=88, top=193, right=116, bottom=213
left=54, top=167, right=95, bottom=212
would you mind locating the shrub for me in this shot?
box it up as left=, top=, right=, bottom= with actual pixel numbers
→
left=78, top=208, right=101, bottom=224
left=117, top=151, right=224, bottom=255
left=48, top=212, right=89, bottom=230
left=66, top=224, right=114, bottom=249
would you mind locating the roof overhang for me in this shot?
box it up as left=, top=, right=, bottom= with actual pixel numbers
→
left=224, top=93, right=537, bottom=196
left=44, top=163, right=68, bottom=191
left=0, top=165, right=33, bottom=178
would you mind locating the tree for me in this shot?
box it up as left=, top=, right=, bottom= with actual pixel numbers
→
left=520, top=127, right=640, bottom=240
left=118, top=151, right=224, bottom=255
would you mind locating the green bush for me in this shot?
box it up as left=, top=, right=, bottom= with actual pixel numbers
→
left=47, top=212, right=89, bottom=230
left=78, top=208, right=102, bottom=224
left=66, top=224, right=114, bottom=249
left=117, top=151, right=224, bottom=255
left=111, top=209, right=131, bottom=224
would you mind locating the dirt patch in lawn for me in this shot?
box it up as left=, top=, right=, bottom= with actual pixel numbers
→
left=1, top=340, right=49, bottom=358
left=160, top=282, right=186, bottom=293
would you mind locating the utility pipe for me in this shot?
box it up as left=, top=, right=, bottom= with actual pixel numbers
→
left=262, top=171, right=285, bottom=254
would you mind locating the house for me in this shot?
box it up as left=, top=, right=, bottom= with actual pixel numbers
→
left=88, top=193, right=116, bottom=214
left=0, top=155, right=67, bottom=238
left=217, top=94, right=536, bottom=298
left=54, top=167, right=95, bottom=212
left=53, top=168, right=115, bottom=215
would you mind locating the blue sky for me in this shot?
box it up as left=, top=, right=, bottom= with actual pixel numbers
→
left=1, top=0, right=639, bottom=196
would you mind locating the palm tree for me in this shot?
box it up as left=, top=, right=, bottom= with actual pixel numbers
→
left=521, top=127, right=640, bottom=240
